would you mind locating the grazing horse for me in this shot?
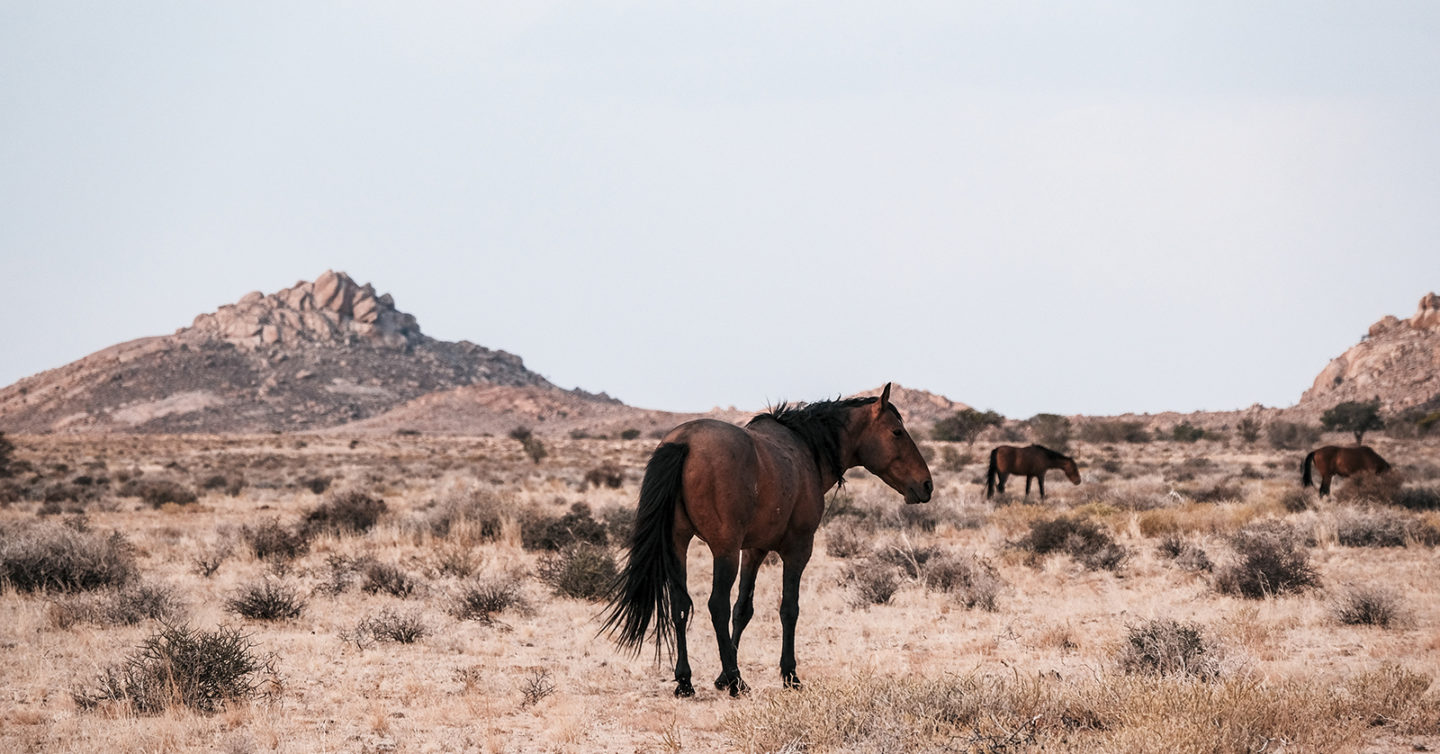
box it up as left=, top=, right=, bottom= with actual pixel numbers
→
left=986, top=444, right=1081, bottom=499
left=1302, top=445, right=1390, bottom=496
left=601, top=383, right=933, bottom=698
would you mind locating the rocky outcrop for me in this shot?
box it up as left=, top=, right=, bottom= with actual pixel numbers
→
left=0, top=271, right=594, bottom=434
left=188, top=270, right=421, bottom=349
left=1298, top=292, right=1440, bottom=414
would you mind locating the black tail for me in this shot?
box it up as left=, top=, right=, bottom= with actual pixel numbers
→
left=601, top=442, right=689, bottom=658
left=986, top=448, right=999, bottom=498
left=1301, top=451, right=1315, bottom=488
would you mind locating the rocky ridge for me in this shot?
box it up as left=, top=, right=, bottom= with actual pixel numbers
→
left=1298, top=292, right=1440, bottom=415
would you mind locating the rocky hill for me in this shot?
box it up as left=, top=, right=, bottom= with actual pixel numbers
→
left=1297, top=292, right=1440, bottom=416
left=0, top=271, right=612, bottom=433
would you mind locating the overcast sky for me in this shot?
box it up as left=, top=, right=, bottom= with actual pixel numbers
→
left=2, top=2, right=1438, bottom=417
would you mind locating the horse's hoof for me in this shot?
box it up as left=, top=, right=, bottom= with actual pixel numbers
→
left=728, top=676, right=750, bottom=698
left=674, top=680, right=695, bottom=698
left=782, top=671, right=803, bottom=691
left=714, top=673, right=727, bottom=690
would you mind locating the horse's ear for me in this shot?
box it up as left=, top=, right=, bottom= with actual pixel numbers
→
left=880, top=382, right=892, bottom=407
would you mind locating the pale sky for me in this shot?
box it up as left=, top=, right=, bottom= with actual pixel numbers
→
left=2, top=2, right=1438, bottom=418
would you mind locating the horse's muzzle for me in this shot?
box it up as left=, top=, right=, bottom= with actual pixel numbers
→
left=906, top=479, right=934, bottom=505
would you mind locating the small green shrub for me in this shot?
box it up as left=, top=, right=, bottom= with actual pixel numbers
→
left=521, top=502, right=608, bottom=551
left=1018, top=516, right=1127, bottom=571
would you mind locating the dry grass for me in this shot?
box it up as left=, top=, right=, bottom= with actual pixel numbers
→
left=0, top=432, right=1437, bottom=752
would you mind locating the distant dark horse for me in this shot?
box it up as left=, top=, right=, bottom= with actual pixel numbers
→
left=601, top=384, right=933, bottom=697
left=1302, top=445, right=1390, bottom=496
left=986, top=444, right=1081, bottom=499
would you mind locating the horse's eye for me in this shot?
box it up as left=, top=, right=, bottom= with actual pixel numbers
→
left=891, top=429, right=903, bottom=437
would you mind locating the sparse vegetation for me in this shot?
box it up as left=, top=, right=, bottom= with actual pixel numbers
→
left=346, top=608, right=427, bottom=646
left=1017, top=515, right=1127, bottom=571
left=536, top=542, right=617, bottom=600
left=1267, top=420, right=1321, bottom=450
left=1117, top=618, right=1218, bottom=679
left=225, top=580, right=306, bottom=621
left=303, top=489, right=386, bottom=535
left=48, top=582, right=184, bottom=629
left=842, top=558, right=902, bottom=607
left=1215, top=522, right=1320, bottom=598
left=451, top=574, right=528, bottom=624
left=74, top=624, right=278, bottom=714
left=521, top=502, right=608, bottom=551
left=0, top=520, right=137, bottom=592
left=1025, top=413, right=1071, bottom=451
left=1332, top=584, right=1410, bottom=628
left=240, top=518, right=311, bottom=562
left=931, top=408, right=1004, bottom=445
left=1320, top=399, right=1385, bottom=444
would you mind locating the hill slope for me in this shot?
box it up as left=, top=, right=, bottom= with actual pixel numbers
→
left=1298, top=292, right=1440, bottom=415
left=0, top=271, right=609, bottom=433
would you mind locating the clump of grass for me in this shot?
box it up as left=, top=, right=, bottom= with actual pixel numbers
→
left=1017, top=515, right=1128, bottom=571
left=1117, top=618, right=1219, bottom=679
left=1392, top=485, right=1440, bottom=511
left=345, top=608, right=427, bottom=647
left=536, top=543, right=617, bottom=600
left=922, top=550, right=1002, bottom=611
left=240, top=518, right=311, bottom=562
left=1156, top=535, right=1214, bottom=572
left=303, top=490, right=386, bottom=536
left=199, top=474, right=245, bottom=496
left=49, top=582, right=185, bottom=629
left=598, top=504, right=633, bottom=545
left=193, top=542, right=233, bottom=578
left=0, top=519, right=138, bottom=592
left=225, top=580, right=306, bottom=621
left=521, top=502, right=608, bottom=551
left=1332, top=585, right=1410, bottom=628
left=842, top=559, right=902, bottom=607
left=1215, top=522, right=1319, bottom=598
left=451, top=574, right=528, bottom=624
left=73, top=624, right=278, bottom=714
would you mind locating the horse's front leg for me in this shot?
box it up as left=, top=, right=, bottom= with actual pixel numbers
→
left=1037, top=472, right=1046, bottom=499
left=1024, top=475, right=1033, bottom=497
left=996, top=472, right=1008, bottom=494
left=708, top=549, right=747, bottom=696
left=671, top=535, right=695, bottom=697
left=778, top=542, right=813, bottom=690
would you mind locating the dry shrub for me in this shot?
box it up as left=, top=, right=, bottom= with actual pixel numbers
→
left=418, top=489, right=506, bottom=544
left=199, top=474, right=245, bottom=496
left=598, top=504, right=632, bottom=545
left=537, top=543, right=617, bottom=601
left=1117, top=618, right=1219, bottom=679
left=225, top=580, right=306, bottom=621
left=1137, top=501, right=1270, bottom=539
left=520, top=668, right=556, bottom=708
left=304, top=489, right=386, bottom=536
left=451, top=574, right=528, bottom=624
left=360, top=560, right=420, bottom=598
left=842, top=559, right=902, bottom=607
left=74, top=624, right=278, bottom=714
left=193, top=542, right=232, bottom=578
left=824, top=519, right=871, bottom=559
left=241, top=518, right=311, bottom=562
left=1335, top=509, right=1412, bottom=548
left=1156, top=535, right=1214, bottom=572
left=49, top=583, right=185, bottom=629
left=1018, top=515, right=1128, bottom=571
left=1279, top=488, right=1312, bottom=513
left=1392, top=485, right=1440, bottom=511
left=1184, top=482, right=1244, bottom=504
left=922, top=551, right=1002, bottom=611
left=1215, top=522, right=1319, bottom=599
left=583, top=463, right=624, bottom=489
left=117, top=478, right=198, bottom=507
left=345, top=608, right=427, bottom=647
left=0, top=519, right=137, bottom=592
left=1332, top=471, right=1403, bottom=505
left=521, top=502, right=608, bottom=551
left=1332, top=585, right=1410, bottom=628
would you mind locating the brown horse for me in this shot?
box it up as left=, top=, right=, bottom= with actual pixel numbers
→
left=601, top=383, right=932, bottom=697
left=1302, top=445, right=1390, bottom=496
left=986, top=444, right=1081, bottom=499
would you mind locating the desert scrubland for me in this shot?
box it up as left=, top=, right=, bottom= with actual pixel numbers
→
left=2, top=429, right=1439, bottom=753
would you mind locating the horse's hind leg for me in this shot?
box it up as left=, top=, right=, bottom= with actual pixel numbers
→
left=721, top=549, right=764, bottom=676
left=1024, top=476, right=1033, bottom=497
left=778, top=543, right=812, bottom=690
left=996, top=472, right=1008, bottom=494
left=1319, top=475, right=1331, bottom=497
left=708, top=549, right=747, bottom=696
left=671, top=536, right=695, bottom=697
left=1037, top=473, right=1046, bottom=499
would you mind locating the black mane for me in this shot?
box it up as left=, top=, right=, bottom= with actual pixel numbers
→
left=749, top=396, right=883, bottom=481
left=1030, top=444, right=1071, bottom=462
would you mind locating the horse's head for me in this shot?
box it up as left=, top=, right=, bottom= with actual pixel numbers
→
left=1061, top=457, right=1082, bottom=485
left=854, top=383, right=933, bottom=504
